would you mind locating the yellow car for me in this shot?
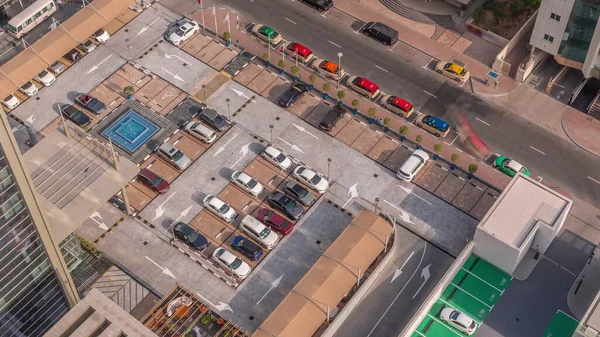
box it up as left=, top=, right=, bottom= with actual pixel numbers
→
left=435, top=61, right=470, bottom=82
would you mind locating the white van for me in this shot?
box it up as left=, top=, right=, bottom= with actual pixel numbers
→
left=397, top=149, right=429, bottom=182
left=240, top=215, right=279, bottom=250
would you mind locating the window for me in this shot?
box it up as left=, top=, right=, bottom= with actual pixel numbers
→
left=550, top=13, right=561, bottom=21
left=544, top=34, right=554, bottom=43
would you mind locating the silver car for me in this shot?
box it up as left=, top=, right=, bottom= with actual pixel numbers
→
left=49, top=61, right=66, bottom=75
left=157, top=143, right=191, bottom=170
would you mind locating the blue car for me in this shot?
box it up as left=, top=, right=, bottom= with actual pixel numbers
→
left=416, top=114, right=450, bottom=137
left=231, top=236, right=263, bottom=261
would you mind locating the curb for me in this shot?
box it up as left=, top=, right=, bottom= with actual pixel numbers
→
left=560, top=109, right=600, bottom=160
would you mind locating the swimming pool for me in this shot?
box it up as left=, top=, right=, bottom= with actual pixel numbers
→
left=102, top=109, right=160, bottom=153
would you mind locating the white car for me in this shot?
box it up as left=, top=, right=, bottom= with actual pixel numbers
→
left=166, top=19, right=199, bottom=45
left=231, top=171, right=264, bottom=197
left=2, top=94, right=20, bottom=110
left=203, top=195, right=237, bottom=223
left=212, top=248, right=251, bottom=279
left=240, top=215, right=278, bottom=250
left=397, top=149, right=429, bottom=182
left=19, top=82, right=38, bottom=97
left=49, top=61, right=66, bottom=75
left=185, top=121, right=216, bottom=143
left=440, top=308, right=477, bottom=335
left=262, top=146, right=292, bottom=170
left=93, top=29, right=110, bottom=43
left=293, top=165, right=329, bottom=193
left=79, top=39, right=96, bottom=53
left=34, top=69, right=56, bottom=87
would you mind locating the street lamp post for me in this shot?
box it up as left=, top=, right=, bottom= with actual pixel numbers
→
left=375, top=198, right=380, bottom=215
left=337, top=52, right=343, bottom=88
left=327, top=158, right=332, bottom=180
left=269, top=124, right=274, bottom=144
left=202, top=84, right=207, bottom=103
left=226, top=98, right=231, bottom=120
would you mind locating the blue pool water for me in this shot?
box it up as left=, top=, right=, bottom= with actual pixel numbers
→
left=102, top=109, right=160, bottom=153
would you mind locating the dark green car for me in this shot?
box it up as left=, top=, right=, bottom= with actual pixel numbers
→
left=494, top=155, right=530, bottom=178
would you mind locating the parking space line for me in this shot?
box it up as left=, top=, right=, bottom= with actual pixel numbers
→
left=529, top=146, right=546, bottom=155
left=537, top=176, right=543, bottom=183
left=437, top=299, right=484, bottom=324
left=375, top=65, right=389, bottom=73
left=328, top=40, right=342, bottom=48
left=425, top=311, right=466, bottom=336
left=285, top=17, right=297, bottom=25
left=475, top=117, right=490, bottom=126
left=444, top=133, right=460, bottom=146
left=423, top=90, right=437, bottom=98
left=460, top=266, right=504, bottom=293
left=458, top=176, right=465, bottom=181
left=449, top=282, right=493, bottom=309
left=475, top=185, right=483, bottom=191
left=456, top=148, right=463, bottom=152
left=321, top=10, right=330, bottom=17
left=588, top=176, right=600, bottom=185
left=355, top=22, right=367, bottom=34
left=388, top=40, right=400, bottom=52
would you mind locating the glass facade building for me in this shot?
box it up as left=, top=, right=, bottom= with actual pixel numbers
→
left=558, top=0, right=600, bottom=63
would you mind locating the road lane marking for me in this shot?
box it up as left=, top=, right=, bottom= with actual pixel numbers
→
left=444, top=134, right=460, bottom=146
left=285, top=17, right=297, bottom=25
left=529, top=146, right=545, bottom=155
left=328, top=40, right=342, bottom=48
left=375, top=65, right=389, bottom=73
left=588, top=176, right=600, bottom=185
left=423, top=90, right=437, bottom=98
left=538, top=176, right=543, bottom=182
left=475, top=117, right=490, bottom=126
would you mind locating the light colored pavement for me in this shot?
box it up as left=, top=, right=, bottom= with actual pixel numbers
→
left=562, top=106, right=600, bottom=159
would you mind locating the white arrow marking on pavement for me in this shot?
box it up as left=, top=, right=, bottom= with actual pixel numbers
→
left=213, top=133, right=238, bottom=157
left=277, top=137, right=304, bottom=153
left=257, top=274, right=284, bottom=305
left=293, top=123, right=319, bottom=139
left=87, top=54, right=113, bottom=74
left=412, top=264, right=431, bottom=299
left=89, top=211, right=109, bottom=231
left=137, top=17, right=160, bottom=36
left=161, top=67, right=185, bottom=82
left=165, top=53, right=188, bottom=63
left=383, top=200, right=413, bottom=224
left=397, top=185, right=432, bottom=205
left=232, top=143, right=251, bottom=167
left=25, top=115, right=35, bottom=124
left=195, top=293, right=234, bottom=313
left=343, top=183, right=359, bottom=208
left=145, top=256, right=177, bottom=279
left=48, top=18, right=60, bottom=30
left=232, top=88, right=257, bottom=102
left=153, top=191, right=177, bottom=220
left=174, top=205, right=194, bottom=222
left=391, top=251, right=414, bottom=283
left=367, top=244, right=427, bottom=337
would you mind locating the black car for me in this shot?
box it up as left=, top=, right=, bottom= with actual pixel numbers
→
left=363, top=22, right=399, bottom=46
left=61, top=104, right=90, bottom=126
left=319, top=105, right=345, bottom=131
left=300, top=0, right=333, bottom=11
left=279, top=83, right=309, bottom=108
left=231, top=235, right=263, bottom=261
left=283, top=181, right=315, bottom=206
left=268, top=191, right=304, bottom=220
left=173, top=222, right=209, bottom=251
left=199, top=107, right=229, bottom=132
left=64, top=48, right=82, bottom=63
left=75, top=93, right=106, bottom=115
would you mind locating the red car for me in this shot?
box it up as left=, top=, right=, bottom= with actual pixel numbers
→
left=137, top=168, right=170, bottom=194
left=256, top=208, right=294, bottom=236
left=283, top=42, right=314, bottom=64
left=347, top=76, right=380, bottom=99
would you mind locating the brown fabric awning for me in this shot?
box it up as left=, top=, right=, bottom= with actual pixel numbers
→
left=253, top=211, right=393, bottom=337
left=0, top=0, right=134, bottom=99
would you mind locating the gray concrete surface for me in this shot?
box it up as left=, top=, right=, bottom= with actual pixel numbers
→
left=568, top=246, right=600, bottom=320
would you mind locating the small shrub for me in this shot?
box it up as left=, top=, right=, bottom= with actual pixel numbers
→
left=524, top=0, right=541, bottom=8
left=451, top=153, right=460, bottom=163
left=278, top=59, right=286, bottom=68
left=433, top=143, right=443, bottom=154
left=351, top=99, right=360, bottom=107
left=290, top=65, right=299, bottom=76
left=337, top=90, right=346, bottom=100
left=323, top=82, right=331, bottom=92
left=309, top=73, right=317, bottom=84
left=262, top=53, right=270, bottom=61
left=468, top=163, right=479, bottom=174
left=77, top=236, right=101, bottom=256
left=415, top=135, right=423, bottom=144
left=367, top=107, right=378, bottom=118
left=399, top=125, right=409, bottom=136
left=223, top=31, right=232, bottom=41
left=383, top=117, right=391, bottom=127
left=510, top=1, right=523, bottom=18
left=123, top=86, right=135, bottom=96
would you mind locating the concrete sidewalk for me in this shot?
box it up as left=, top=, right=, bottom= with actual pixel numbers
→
left=562, top=107, right=600, bottom=159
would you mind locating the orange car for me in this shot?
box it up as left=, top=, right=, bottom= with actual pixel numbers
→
left=311, top=58, right=345, bottom=80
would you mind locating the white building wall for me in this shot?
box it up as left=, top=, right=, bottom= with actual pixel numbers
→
left=473, top=229, right=521, bottom=275
left=530, top=0, right=573, bottom=55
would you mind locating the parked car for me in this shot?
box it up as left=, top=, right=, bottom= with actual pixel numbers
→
left=60, top=104, right=90, bottom=127
left=299, top=0, right=333, bottom=11
left=19, top=81, right=38, bottom=97
left=79, top=39, right=96, bottom=53
left=75, top=93, right=106, bottom=115
left=440, top=308, right=478, bottom=335
left=157, top=143, right=191, bottom=170
left=278, top=82, right=309, bottom=108
left=283, top=181, right=315, bottom=206
left=363, top=21, right=398, bottom=46
left=240, top=215, right=279, bottom=249
left=311, top=58, right=345, bottom=80
left=203, top=195, right=237, bottom=222
left=34, top=69, right=56, bottom=86
left=256, top=208, right=294, bottom=236
left=397, top=149, right=429, bottom=182
left=137, top=168, right=170, bottom=194
left=93, top=29, right=110, bottom=43
left=49, top=61, right=66, bottom=75
left=173, top=222, right=209, bottom=251
left=435, top=61, right=470, bottom=82
left=165, top=19, right=199, bottom=45
left=185, top=121, right=217, bottom=143
left=199, top=107, right=228, bottom=131
left=283, top=42, right=314, bottom=64
left=262, top=146, right=292, bottom=170
left=231, top=236, right=263, bottom=261
left=293, top=166, right=329, bottom=193
left=346, top=76, right=380, bottom=99
left=415, top=114, right=450, bottom=137
left=64, top=48, right=82, bottom=63
left=493, top=155, right=530, bottom=177
left=231, top=171, right=264, bottom=197
left=267, top=191, right=304, bottom=220
left=212, top=248, right=251, bottom=279
left=251, top=24, right=283, bottom=44
left=319, top=105, right=345, bottom=132
left=380, top=94, right=414, bottom=118
left=2, top=94, right=20, bottom=110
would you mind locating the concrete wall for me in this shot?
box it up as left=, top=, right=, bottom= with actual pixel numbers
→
left=473, top=228, right=521, bottom=275
left=530, top=0, right=572, bottom=55
left=516, top=223, right=537, bottom=268
left=516, top=48, right=548, bottom=82
left=493, top=10, right=538, bottom=73
left=583, top=16, right=600, bottom=77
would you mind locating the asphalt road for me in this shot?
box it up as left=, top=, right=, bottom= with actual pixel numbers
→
left=159, top=0, right=600, bottom=206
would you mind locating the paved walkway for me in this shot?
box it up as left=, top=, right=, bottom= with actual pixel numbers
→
left=562, top=107, right=600, bottom=159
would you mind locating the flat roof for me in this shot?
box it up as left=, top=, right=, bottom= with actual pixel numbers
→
left=478, top=174, right=571, bottom=248
left=23, top=125, right=139, bottom=242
